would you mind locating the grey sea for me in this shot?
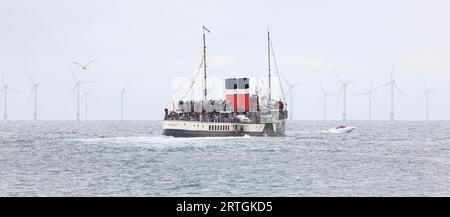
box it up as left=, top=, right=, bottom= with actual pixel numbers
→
left=1, top=120, right=450, bottom=196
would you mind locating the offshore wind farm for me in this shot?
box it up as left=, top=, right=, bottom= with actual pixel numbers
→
left=0, top=57, right=444, bottom=122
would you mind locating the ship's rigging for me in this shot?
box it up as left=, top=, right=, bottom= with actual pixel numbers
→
left=202, top=25, right=210, bottom=102
left=178, top=27, right=287, bottom=107
left=181, top=56, right=203, bottom=100
left=268, top=31, right=287, bottom=104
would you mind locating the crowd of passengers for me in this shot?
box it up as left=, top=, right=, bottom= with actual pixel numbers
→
left=164, top=107, right=287, bottom=122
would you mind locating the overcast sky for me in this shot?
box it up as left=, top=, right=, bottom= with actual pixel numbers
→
left=1, top=0, right=449, bottom=120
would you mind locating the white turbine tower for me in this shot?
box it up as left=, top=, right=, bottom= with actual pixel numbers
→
left=317, top=83, right=329, bottom=121
left=286, top=82, right=304, bottom=121
left=374, top=58, right=405, bottom=121
left=81, top=92, right=92, bottom=121
left=336, top=73, right=355, bottom=121
left=26, top=73, right=49, bottom=121
left=69, top=72, right=93, bottom=121
left=120, top=83, right=130, bottom=121
left=419, top=75, right=431, bottom=121
left=357, top=81, right=377, bottom=121
left=1, top=67, right=17, bottom=120
left=72, top=58, right=99, bottom=71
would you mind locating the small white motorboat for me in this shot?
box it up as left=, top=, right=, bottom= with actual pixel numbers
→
left=328, top=125, right=355, bottom=133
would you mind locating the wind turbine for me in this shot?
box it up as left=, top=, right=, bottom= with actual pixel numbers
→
left=72, top=58, right=99, bottom=71
left=317, top=82, right=329, bottom=121
left=1, top=67, right=17, bottom=120
left=120, top=82, right=130, bottom=121
left=26, top=73, right=50, bottom=120
left=419, top=75, right=431, bottom=121
left=69, top=71, right=94, bottom=121
left=286, top=82, right=305, bottom=121
left=336, top=73, right=355, bottom=121
left=373, top=58, right=405, bottom=121
left=357, top=81, right=377, bottom=121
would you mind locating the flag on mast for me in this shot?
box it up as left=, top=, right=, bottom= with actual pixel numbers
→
left=202, top=25, right=210, bottom=33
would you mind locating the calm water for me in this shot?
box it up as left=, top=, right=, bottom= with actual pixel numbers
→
left=1, top=120, right=450, bottom=196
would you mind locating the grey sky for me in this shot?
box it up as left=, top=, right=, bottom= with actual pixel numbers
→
left=1, top=0, right=449, bottom=120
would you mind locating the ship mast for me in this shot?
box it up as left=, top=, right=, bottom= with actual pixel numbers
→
left=202, top=26, right=210, bottom=102
left=267, top=31, right=272, bottom=103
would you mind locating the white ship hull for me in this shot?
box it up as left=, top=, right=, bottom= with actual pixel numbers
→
left=162, top=120, right=286, bottom=137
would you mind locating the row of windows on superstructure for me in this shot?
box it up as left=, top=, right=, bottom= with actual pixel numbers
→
left=208, top=125, right=231, bottom=131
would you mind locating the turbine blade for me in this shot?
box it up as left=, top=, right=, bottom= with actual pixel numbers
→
left=68, top=64, right=77, bottom=81
left=357, top=82, right=374, bottom=96
left=27, top=87, right=35, bottom=102
left=335, top=73, right=343, bottom=84
left=395, top=83, right=406, bottom=97
left=7, top=86, right=19, bottom=93
left=320, top=82, right=325, bottom=92
left=288, top=82, right=305, bottom=96
left=418, top=91, right=427, bottom=103
left=72, top=61, right=84, bottom=69
left=373, top=81, right=392, bottom=91
left=356, top=91, right=370, bottom=96
left=122, top=81, right=132, bottom=93
left=346, top=80, right=357, bottom=85
left=314, top=94, right=325, bottom=108
left=67, top=84, right=78, bottom=102
left=36, top=80, right=51, bottom=86
left=86, top=57, right=99, bottom=66
left=25, top=72, right=34, bottom=85
left=284, top=79, right=291, bottom=87
left=82, top=92, right=95, bottom=99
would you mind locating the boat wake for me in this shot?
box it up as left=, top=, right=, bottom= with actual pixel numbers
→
left=71, top=135, right=253, bottom=142
left=68, top=135, right=254, bottom=151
